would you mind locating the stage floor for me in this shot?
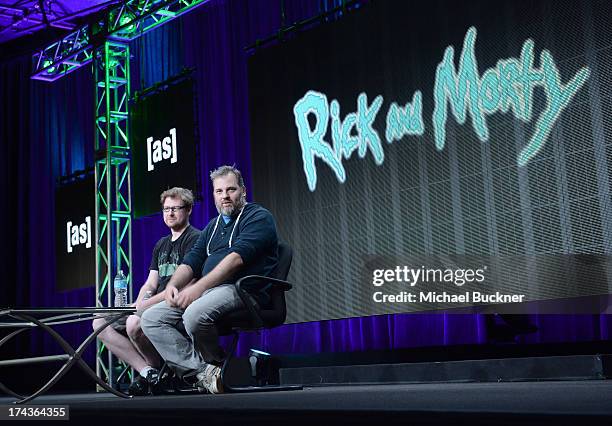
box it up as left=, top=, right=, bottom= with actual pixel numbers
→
left=1, top=380, right=612, bottom=425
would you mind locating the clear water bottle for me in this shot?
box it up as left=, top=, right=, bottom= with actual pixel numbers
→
left=114, top=270, right=128, bottom=307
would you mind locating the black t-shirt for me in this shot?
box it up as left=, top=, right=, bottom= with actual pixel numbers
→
left=150, top=225, right=200, bottom=293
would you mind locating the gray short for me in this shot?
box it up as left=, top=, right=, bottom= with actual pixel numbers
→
left=103, top=310, right=144, bottom=334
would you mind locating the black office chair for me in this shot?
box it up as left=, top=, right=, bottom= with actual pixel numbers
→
left=216, top=241, right=302, bottom=392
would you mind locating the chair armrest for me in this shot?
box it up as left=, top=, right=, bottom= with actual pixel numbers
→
left=235, top=275, right=293, bottom=292
left=233, top=275, right=293, bottom=329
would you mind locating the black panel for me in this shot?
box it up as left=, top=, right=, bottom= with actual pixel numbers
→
left=131, top=78, right=198, bottom=218
left=55, top=176, right=95, bottom=291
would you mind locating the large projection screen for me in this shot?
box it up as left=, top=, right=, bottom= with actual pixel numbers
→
left=249, top=0, right=612, bottom=324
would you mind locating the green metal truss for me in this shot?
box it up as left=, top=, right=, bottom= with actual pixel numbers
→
left=31, top=26, right=93, bottom=82
left=106, top=0, right=209, bottom=40
left=94, top=40, right=133, bottom=388
left=31, top=0, right=209, bottom=80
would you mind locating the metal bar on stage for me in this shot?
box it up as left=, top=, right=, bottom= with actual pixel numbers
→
left=0, top=355, right=71, bottom=367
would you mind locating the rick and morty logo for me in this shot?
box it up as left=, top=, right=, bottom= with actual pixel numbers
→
left=293, top=27, right=590, bottom=192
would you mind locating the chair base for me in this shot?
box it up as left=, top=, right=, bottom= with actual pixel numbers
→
left=220, top=331, right=303, bottom=394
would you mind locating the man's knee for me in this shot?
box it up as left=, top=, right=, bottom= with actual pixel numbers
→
left=140, top=308, right=155, bottom=333
left=140, top=302, right=170, bottom=334
left=126, top=315, right=142, bottom=340
left=182, top=308, right=214, bottom=337
left=92, top=318, right=110, bottom=339
left=92, top=317, right=104, bottom=331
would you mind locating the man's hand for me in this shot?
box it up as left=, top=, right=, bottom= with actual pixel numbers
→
left=165, top=285, right=179, bottom=306
left=135, top=295, right=157, bottom=312
left=135, top=299, right=147, bottom=312
left=174, top=285, right=203, bottom=310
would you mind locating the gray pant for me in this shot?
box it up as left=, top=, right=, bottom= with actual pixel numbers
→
left=140, top=283, right=245, bottom=375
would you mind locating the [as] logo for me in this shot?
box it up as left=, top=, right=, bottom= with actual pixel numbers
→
left=66, top=216, right=91, bottom=253
left=147, top=128, right=178, bottom=171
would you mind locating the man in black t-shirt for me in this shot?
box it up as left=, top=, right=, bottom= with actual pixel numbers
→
left=92, top=187, right=200, bottom=395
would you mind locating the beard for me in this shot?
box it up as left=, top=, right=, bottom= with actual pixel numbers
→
left=165, top=215, right=188, bottom=231
left=216, top=197, right=246, bottom=217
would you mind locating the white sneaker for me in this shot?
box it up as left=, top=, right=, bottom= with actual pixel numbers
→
left=195, top=364, right=224, bottom=394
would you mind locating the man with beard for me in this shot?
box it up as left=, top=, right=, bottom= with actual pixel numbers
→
left=141, top=165, right=279, bottom=394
